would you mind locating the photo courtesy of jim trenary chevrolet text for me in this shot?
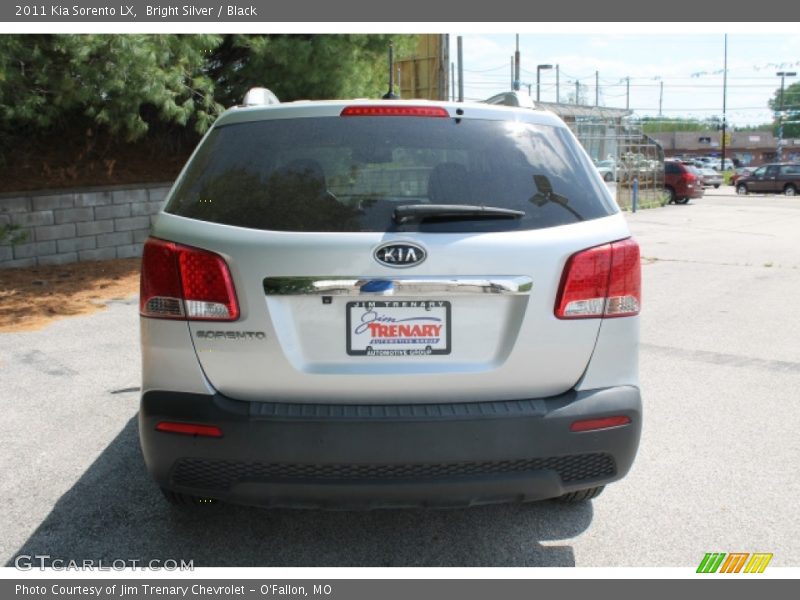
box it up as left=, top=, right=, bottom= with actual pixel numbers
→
left=0, top=0, right=799, bottom=596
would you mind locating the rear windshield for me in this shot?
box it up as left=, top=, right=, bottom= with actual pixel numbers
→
left=166, top=115, right=617, bottom=233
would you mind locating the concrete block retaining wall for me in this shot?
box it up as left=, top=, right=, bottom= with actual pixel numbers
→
left=0, top=183, right=172, bottom=268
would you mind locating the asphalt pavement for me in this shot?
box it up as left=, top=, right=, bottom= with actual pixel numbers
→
left=1, top=185, right=798, bottom=567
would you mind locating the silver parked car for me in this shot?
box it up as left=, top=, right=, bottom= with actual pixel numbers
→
left=697, top=167, right=723, bottom=188
left=595, top=162, right=614, bottom=182
left=139, top=94, right=642, bottom=509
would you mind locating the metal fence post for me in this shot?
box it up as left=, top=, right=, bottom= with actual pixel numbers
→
left=632, top=177, right=639, bottom=213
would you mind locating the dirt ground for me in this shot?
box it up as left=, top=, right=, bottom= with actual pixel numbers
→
left=0, top=258, right=141, bottom=333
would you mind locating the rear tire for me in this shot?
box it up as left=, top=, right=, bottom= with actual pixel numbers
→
left=665, top=186, right=676, bottom=204
left=714, top=184, right=720, bottom=189
left=675, top=197, right=690, bottom=205
left=784, top=184, right=797, bottom=196
left=161, top=488, right=220, bottom=509
left=736, top=183, right=748, bottom=195
left=556, top=486, right=605, bottom=503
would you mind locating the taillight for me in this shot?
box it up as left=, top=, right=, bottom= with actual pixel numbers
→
left=555, top=238, right=641, bottom=319
left=140, top=238, right=184, bottom=318
left=605, top=238, right=641, bottom=317
left=681, top=171, right=697, bottom=183
left=340, top=105, right=449, bottom=118
left=140, top=238, right=239, bottom=321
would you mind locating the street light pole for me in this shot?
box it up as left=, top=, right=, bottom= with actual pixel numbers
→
left=556, top=64, right=560, bottom=103
left=776, top=71, right=797, bottom=160
left=721, top=34, right=728, bottom=172
left=536, top=64, right=552, bottom=102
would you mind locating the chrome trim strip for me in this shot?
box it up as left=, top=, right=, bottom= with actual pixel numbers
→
left=263, top=276, right=533, bottom=296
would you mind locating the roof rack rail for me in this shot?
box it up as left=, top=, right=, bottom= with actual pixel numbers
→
left=242, top=87, right=280, bottom=107
left=483, top=91, right=536, bottom=109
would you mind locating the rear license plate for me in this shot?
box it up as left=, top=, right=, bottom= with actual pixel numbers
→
left=346, top=300, right=451, bottom=356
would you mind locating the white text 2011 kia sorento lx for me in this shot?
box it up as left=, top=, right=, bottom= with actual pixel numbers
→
left=138, top=96, right=642, bottom=509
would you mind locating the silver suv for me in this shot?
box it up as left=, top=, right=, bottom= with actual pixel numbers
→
left=138, top=96, right=642, bottom=509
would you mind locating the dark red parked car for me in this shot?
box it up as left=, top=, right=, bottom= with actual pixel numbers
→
left=735, top=163, right=800, bottom=196
left=664, top=160, right=704, bottom=204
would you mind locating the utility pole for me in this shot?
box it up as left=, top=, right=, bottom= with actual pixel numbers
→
left=510, top=56, right=514, bottom=90
left=457, top=36, right=464, bottom=102
left=513, top=34, right=520, bottom=91
left=575, top=80, right=580, bottom=105
left=776, top=70, right=797, bottom=160
left=626, top=77, right=630, bottom=110
left=556, top=64, right=560, bottom=103
left=595, top=71, right=600, bottom=106
left=382, top=44, right=397, bottom=99
left=659, top=80, right=664, bottom=117
left=451, top=62, right=455, bottom=101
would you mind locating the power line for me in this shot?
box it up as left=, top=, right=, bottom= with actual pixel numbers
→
left=633, top=106, right=773, bottom=111
left=603, top=83, right=781, bottom=89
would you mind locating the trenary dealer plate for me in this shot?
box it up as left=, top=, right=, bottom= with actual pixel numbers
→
left=346, top=300, right=452, bottom=356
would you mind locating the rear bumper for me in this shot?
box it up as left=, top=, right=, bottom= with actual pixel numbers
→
left=139, top=386, right=642, bottom=508
left=684, top=185, right=705, bottom=198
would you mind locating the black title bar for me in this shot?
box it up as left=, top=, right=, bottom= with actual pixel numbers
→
left=2, top=0, right=799, bottom=22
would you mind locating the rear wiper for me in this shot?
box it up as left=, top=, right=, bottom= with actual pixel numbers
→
left=393, top=204, right=525, bottom=224
left=529, top=174, right=584, bottom=222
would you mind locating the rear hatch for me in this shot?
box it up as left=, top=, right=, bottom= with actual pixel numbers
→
left=152, top=103, right=630, bottom=403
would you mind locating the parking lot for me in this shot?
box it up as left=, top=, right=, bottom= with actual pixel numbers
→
left=1, top=185, right=799, bottom=568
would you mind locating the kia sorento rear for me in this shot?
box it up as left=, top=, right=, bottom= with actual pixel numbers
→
left=139, top=98, right=642, bottom=509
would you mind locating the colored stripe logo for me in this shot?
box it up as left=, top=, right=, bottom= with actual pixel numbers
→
left=697, top=553, right=773, bottom=573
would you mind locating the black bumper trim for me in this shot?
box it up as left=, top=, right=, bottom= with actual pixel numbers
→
left=139, top=386, right=641, bottom=508
left=247, top=395, right=550, bottom=420
left=172, top=453, right=616, bottom=491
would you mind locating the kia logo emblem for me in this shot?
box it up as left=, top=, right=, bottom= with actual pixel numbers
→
left=374, top=242, right=427, bottom=268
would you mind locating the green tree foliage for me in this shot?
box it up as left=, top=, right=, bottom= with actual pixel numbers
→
left=639, top=117, right=716, bottom=134
left=732, top=123, right=774, bottom=133
left=208, top=35, right=417, bottom=106
left=0, top=34, right=223, bottom=140
left=768, top=81, right=800, bottom=139
left=0, top=34, right=418, bottom=143
left=639, top=117, right=774, bottom=135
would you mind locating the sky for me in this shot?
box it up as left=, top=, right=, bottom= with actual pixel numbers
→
left=449, top=32, right=800, bottom=128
